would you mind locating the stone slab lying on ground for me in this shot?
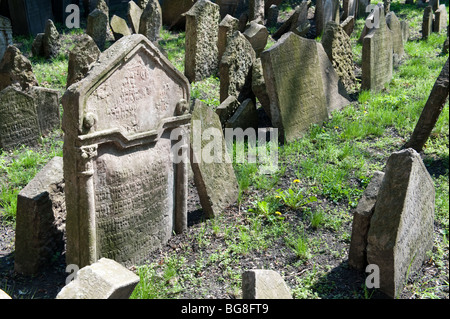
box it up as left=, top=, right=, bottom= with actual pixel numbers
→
left=242, top=269, right=292, bottom=299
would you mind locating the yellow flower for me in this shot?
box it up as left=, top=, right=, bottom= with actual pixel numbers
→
left=275, top=195, right=281, bottom=198
left=293, top=179, right=300, bottom=183
left=334, top=126, right=339, bottom=129
left=275, top=211, right=282, bottom=216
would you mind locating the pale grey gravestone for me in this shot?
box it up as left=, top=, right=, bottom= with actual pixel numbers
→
left=0, top=86, right=41, bottom=150
left=139, top=0, right=162, bottom=42
left=7, top=0, right=54, bottom=36
left=87, top=9, right=108, bottom=50
left=348, top=171, right=385, bottom=271
left=56, top=258, right=140, bottom=299
left=190, top=100, right=239, bottom=219
left=14, top=156, right=65, bottom=275
left=248, top=0, right=264, bottom=23
left=127, top=0, right=143, bottom=34
left=218, top=14, right=239, bottom=65
left=361, top=4, right=393, bottom=92
left=386, top=11, right=405, bottom=65
left=184, top=0, right=220, bottom=82
left=367, top=148, right=435, bottom=298
left=422, top=6, right=433, bottom=39
left=400, top=20, right=410, bottom=45
left=62, top=34, right=191, bottom=269
left=219, top=31, right=256, bottom=103
left=28, top=86, right=61, bottom=135
left=110, top=15, right=131, bottom=41
left=242, top=269, right=292, bottom=299
left=316, top=0, right=340, bottom=36
left=0, top=15, right=13, bottom=61
left=433, top=4, right=447, bottom=33
left=260, top=32, right=328, bottom=143
left=243, top=21, right=268, bottom=57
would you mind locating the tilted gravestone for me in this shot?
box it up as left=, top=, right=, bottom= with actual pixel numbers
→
left=218, top=14, right=239, bottom=65
left=185, top=0, right=220, bottom=82
left=0, top=86, right=41, bottom=150
left=190, top=100, right=239, bottom=219
left=261, top=32, right=328, bottom=143
left=110, top=15, right=131, bottom=41
left=62, top=34, right=191, bottom=269
left=87, top=9, right=108, bottom=50
left=361, top=4, right=393, bottom=92
left=7, top=0, right=54, bottom=36
left=367, top=148, right=435, bottom=298
left=433, top=4, right=447, bottom=33
left=0, top=15, right=13, bottom=61
left=243, top=21, right=268, bottom=57
left=14, top=156, right=65, bottom=275
left=128, top=0, right=143, bottom=34
left=0, top=45, right=38, bottom=92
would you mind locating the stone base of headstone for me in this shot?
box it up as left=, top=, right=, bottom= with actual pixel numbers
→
left=242, top=269, right=292, bottom=299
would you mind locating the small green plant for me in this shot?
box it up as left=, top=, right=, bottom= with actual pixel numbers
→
left=285, top=231, right=311, bottom=262
left=276, top=185, right=317, bottom=210
left=309, top=209, right=326, bottom=230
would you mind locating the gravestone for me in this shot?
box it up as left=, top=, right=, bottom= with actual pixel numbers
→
left=243, top=21, right=268, bottom=57
left=316, top=0, right=340, bottom=36
left=218, top=14, right=239, bottom=64
left=400, top=20, right=410, bottom=44
left=242, top=269, right=292, bottom=299
left=348, top=171, right=385, bottom=270
left=322, top=21, right=356, bottom=92
left=139, top=0, right=162, bottom=42
left=215, top=95, right=240, bottom=128
left=87, top=9, right=108, bottom=50
left=128, top=0, right=143, bottom=34
left=249, top=0, right=264, bottom=23
left=367, top=148, right=435, bottom=298
left=110, top=15, right=131, bottom=40
left=386, top=11, right=404, bottom=62
left=266, top=4, right=279, bottom=27
left=361, top=4, right=393, bottom=92
left=0, top=15, right=12, bottom=60
left=29, top=86, right=61, bottom=135
left=160, top=0, right=195, bottom=30
left=0, top=45, right=38, bottom=92
left=14, top=156, right=65, bottom=275
left=261, top=32, right=328, bottom=143
left=219, top=30, right=256, bottom=103
left=56, top=258, right=140, bottom=299
left=342, top=0, right=358, bottom=20
left=422, top=6, right=433, bottom=39
left=190, top=100, right=239, bottom=219
left=42, top=19, right=60, bottom=59
left=273, top=1, right=309, bottom=40
left=7, top=0, right=54, bottom=36
left=62, top=34, right=191, bottom=269
left=184, top=0, right=220, bottom=82
left=66, top=34, right=101, bottom=88
left=340, top=15, right=355, bottom=36
left=225, top=98, right=258, bottom=130
left=252, top=58, right=271, bottom=121
left=216, top=0, right=239, bottom=19
left=433, top=4, right=447, bottom=33
left=0, top=86, right=40, bottom=150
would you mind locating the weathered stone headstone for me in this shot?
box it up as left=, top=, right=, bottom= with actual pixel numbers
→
left=190, top=100, right=239, bottom=219
left=87, top=9, right=108, bottom=50
left=242, top=269, right=292, bottom=299
left=243, top=21, right=268, bottom=57
left=0, top=15, right=13, bottom=61
left=219, top=31, right=256, bottom=103
left=400, top=20, right=410, bottom=44
left=62, top=34, right=191, bottom=268
left=215, top=95, right=240, bottom=127
left=261, top=32, right=328, bottom=143
left=216, top=0, right=239, bottom=19
left=249, top=0, right=264, bottom=23
left=342, top=0, right=358, bottom=20
left=273, top=1, right=309, bottom=40
left=348, top=171, right=385, bottom=270
left=160, top=0, right=195, bottom=30
left=341, top=15, right=355, bottom=36
left=252, top=57, right=271, bottom=121
left=361, top=4, right=393, bottom=92
left=110, top=15, right=131, bottom=41
left=139, top=0, right=162, bottom=42
left=7, top=0, right=54, bottom=36
left=0, top=45, right=38, bottom=92
left=218, top=14, right=240, bottom=64
left=128, top=0, right=143, bottom=34
left=422, top=6, right=433, bottom=39
left=433, top=4, right=447, bottom=33
left=317, top=42, right=351, bottom=115
left=316, top=0, right=340, bottom=36
left=14, top=156, right=65, bottom=275
left=386, top=11, right=404, bottom=64
left=225, top=98, right=258, bottom=130
left=367, top=148, right=435, bottom=298
left=0, top=86, right=40, bottom=150
left=322, top=21, right=356, bottom=92
left=185, top=0, right=220, bottom=83
left=67, top=34, right=101, bottom=88
left=42, top=19, right=60, bottom=59
left=266, top=4, right=279, bottom=28
left=56, top=258, right=140, bottom=299
left=29, top=86, right=61, bottom=135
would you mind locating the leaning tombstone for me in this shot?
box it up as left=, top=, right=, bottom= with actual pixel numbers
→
left=14, top=156, right=65, bottom=275
left=273, top=1, right=309, bottom=40
left=139, top=0, right=163, bottom=42
left=220, top=31, right=256, bottom=103
left=0, top=15, right=13, bottom=61
left=361, top=4, right=393, bottom=92
left=248, top=0, right=265, bottom=23
left=260, top=32, right=328, bottom=143
left=128, top=0, right=143, bottom=34
left=42, top=19, right=60, bottom=59
left=367, top=148, right=435, bottom=298
left=215, top=95, right=240, bottom=128
left=0, top=86, right=41, bottom=150
left=184, top=0, right=220, bottom=82
left=62, top=34, right=191, bottom=269
left=252, top=58, right=271, bottom=121
left=190, top=100, right=239, bottom=219
left=56, top=258, right=139, bottom=299
left=225, top=98, right=258, bottom=130
left=341, top=15, right=355, bottom=36
left=110, top=15, right=131, bottom=41
left=243, top=21, right=269, bottom=57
